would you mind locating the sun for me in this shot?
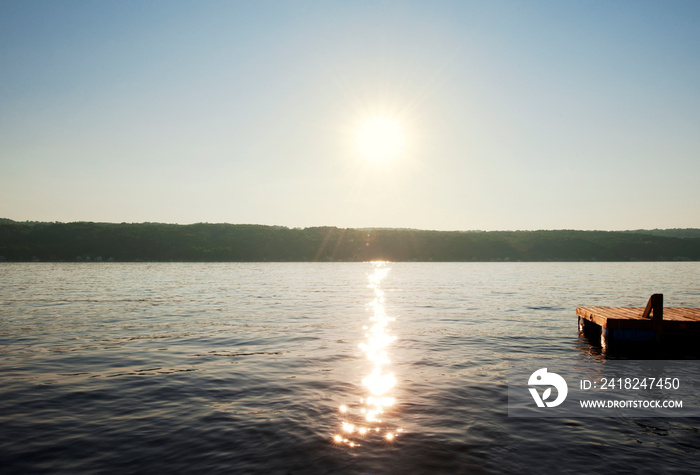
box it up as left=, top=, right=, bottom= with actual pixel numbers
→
left=354, top=116, right=406, bottom=164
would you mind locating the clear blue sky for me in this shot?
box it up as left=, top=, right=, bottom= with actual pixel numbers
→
left=2, top=0, right=699, bottom=230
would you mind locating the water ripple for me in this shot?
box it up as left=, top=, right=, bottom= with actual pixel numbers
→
left=0, top=262, right=698, bottom=473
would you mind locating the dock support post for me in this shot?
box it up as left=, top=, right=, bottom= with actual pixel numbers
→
left=601, top=328, right=609, bottom=351
left=578, top=315, right=600, bottom=340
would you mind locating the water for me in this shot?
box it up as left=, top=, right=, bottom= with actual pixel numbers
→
left=1, top=262, right=699, bottom=474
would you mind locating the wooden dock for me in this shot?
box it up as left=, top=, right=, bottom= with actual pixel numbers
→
left=577, top=294, right=700, bottom=350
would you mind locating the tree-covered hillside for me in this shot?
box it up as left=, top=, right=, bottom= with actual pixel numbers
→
left=627, top=229, right=700, bottom=239
left=1, top=220, right=699, bottom=262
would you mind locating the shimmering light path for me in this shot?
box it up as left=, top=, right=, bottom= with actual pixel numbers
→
left=333, top=262, right=403, bottom=448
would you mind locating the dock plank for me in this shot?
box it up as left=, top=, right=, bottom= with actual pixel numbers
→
left=577, top=307, right=700, bottom=325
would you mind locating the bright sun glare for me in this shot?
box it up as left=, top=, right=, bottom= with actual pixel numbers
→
left=355, top=116, right=406, bottom=164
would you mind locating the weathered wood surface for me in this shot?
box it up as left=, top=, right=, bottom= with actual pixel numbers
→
left=577, top=306, right=700, bottom=333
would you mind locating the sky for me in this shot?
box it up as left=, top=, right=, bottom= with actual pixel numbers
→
left=1, top=0, right=699, bottom=231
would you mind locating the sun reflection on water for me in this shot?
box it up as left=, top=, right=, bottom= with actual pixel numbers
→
left=332, top=262, right=403, bottom=448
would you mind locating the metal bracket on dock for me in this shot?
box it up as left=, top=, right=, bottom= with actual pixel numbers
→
left=641, top=293, right=663, bottom=321
left=642, top=293, right=664, bottom=343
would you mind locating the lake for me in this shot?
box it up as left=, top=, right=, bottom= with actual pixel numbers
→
left=1, top=262, right=699, bottom=473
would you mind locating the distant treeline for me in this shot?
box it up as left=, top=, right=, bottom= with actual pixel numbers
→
left=0, top=220, right=699, bottom=262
